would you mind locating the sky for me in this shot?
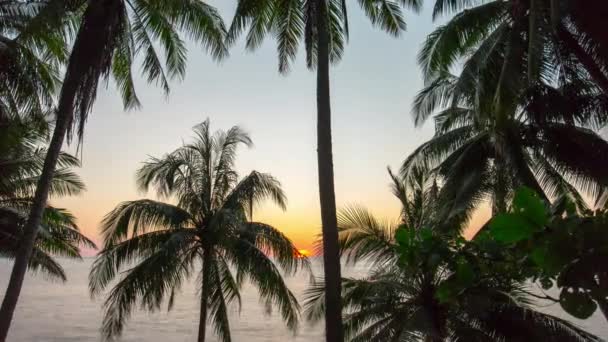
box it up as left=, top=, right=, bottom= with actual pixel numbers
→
left=54, top=1, right=489, bottom=254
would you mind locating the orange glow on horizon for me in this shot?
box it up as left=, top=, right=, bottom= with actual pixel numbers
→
left=297, top=249, right=312, bottom=258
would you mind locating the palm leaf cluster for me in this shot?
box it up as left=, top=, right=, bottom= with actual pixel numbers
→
left=0, top=0, right=79, bottom=117
left=304, top=170, right=601, bottom=341
left=58, top=0, right=228, bottom=143
left=404, top=74, right=608, bottom=230
left=0, top=114, right=84, bottom=200
left=0, top=205, right=95, bottom=281
left=0, top=113, right=95, bottom=281
left=228, top=0, right=422, bottom=73
left=0, top=0, right=229, bottom=143
left=402, top=0, right=608, bottom=229
left=89, top=120, right=308, bottom=342
left=420, top=0, right=608, bottom=98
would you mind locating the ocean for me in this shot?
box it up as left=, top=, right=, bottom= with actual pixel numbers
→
left=1, top=259, right=606, bottom=341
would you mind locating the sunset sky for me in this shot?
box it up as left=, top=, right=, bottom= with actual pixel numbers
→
left=54, top=1, right=489, bottom=254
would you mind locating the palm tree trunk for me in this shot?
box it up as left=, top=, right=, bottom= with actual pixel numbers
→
left=198, top=248, right=212, bottom=342
left=493, top=26, right=519, bottom=215
left=558, top=26, right=608, bottom=95
left=0, top=1, right=118, bottom=340
left=492, top=160, right=508, bottom=215
left=528, top=0, right=539, bottom=83
left=424, top=316, right=445, bottom=342
left=424, top=282, right=446, bottom=342
left=315, top=1, right=344, bottom=341
left=549, top=0, right=560, bottom=30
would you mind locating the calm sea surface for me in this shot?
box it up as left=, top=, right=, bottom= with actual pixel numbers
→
left=1, top=258, right=606, bottom=341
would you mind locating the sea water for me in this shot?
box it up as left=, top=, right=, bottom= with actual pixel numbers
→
left=1, top=259, right=606, bottom=341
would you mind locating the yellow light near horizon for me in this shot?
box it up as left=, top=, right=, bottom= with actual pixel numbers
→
left=297, top=249, right=311, bottom=257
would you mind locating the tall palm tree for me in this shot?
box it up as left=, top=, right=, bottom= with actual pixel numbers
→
left=303, top=173, right=601, bottom=341
left=403, top=71, right=608, bottom=229
left=0, top=111, right=96, bottom=282
left=89, top=120, right=307, bottom=342
left=0, top=1, right=228, bottom=338
left=228, top=2, right=420, bottom=340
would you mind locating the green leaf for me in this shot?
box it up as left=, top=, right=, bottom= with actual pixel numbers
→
left=455, top=236, right=467, bottom=247
left=489, top=213, right=536, bottom=243
left=530, top=244, right=562, bottom=275
left=420, top=228, right=433, bottom=241
left=456, top=259, right=474, bottom=286
left=395, top=227, right=410, bottom=247
left=436, top=280, right=458, bottom=303
left=559, top=288, right=597, bottom=319
left=512, top=187, right=548, bottom=227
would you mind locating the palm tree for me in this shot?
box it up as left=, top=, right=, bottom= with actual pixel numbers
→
left=228, top=2, right=421, bottom=339
left=303, top=172, right=601, bottom=341
left=0, top=0, right=228, bottom=337
left=0, top=112, right=96, bottom=282
left=418, top=3, right=608, bottom=214
left=89, top=120, right=307, bottom=342
left=402, top=71, right=608, bottom=229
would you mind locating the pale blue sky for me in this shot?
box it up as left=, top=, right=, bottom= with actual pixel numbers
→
left=56, top=2, right=467, bottom=249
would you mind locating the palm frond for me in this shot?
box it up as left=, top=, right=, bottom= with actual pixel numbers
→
left=431, top=0, right=482, bottom=20
left=418, top=1, right=506, bottom=80
left=433, top=133, right=493, bottom=230
left=36, top=206, right=96, bottom=257
left=26, top=247, right=67, bottom=282
left=273, top=0, right=305, bottom=73
left=146, top=0, right=228, bottom=60
left=227, top=0, right=274, bottom=49
left=412, top=73, right=457, bottom=126
left=357, top=0, right=407, bottom=37
left=238, top=222, right=308, bottom=275
left=400, top=125, right=477, bottom=176
left=337, top=205, right=397, bottom=266
left=223, top=171, right=287, bottom=212
left=208, top=258, right=234, bottom=342
left=89, top=228, right=196, bottom=297
left=95, top=229, right=196, bottom=339
left=100, top=199, right=192, bottom=247
left=537, top=124, right=608, bottom=200
left=225, top=238, right=301, bottom=331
